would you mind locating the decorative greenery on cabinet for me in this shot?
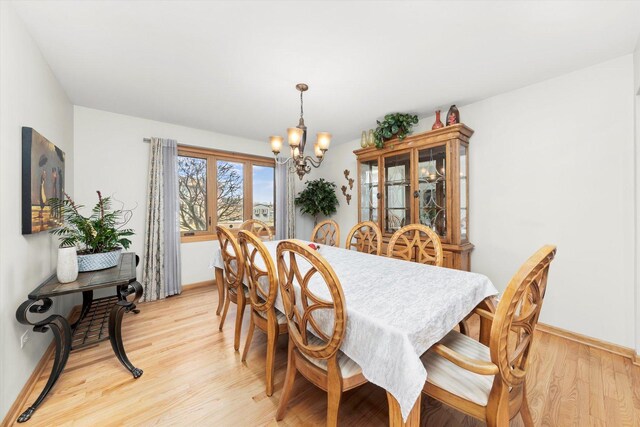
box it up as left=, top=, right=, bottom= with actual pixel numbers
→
left=373, top=113, right=419, bottom=148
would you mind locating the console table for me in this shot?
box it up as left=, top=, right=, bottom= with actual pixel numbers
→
left=15, top=252, right=143, bottom=423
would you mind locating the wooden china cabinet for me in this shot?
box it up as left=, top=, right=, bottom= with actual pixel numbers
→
left=354, top=123, right=474, bottom=271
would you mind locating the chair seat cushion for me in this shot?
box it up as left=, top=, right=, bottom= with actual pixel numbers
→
left=256, top=308, right=287, bottom=325
left=299, top=334, right=362, bottom=379
left=421, top=330, right=494, bottom=406
left=229, top=285, right=249, bottom=298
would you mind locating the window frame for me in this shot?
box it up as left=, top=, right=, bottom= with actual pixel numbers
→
left=177, top=145, right=275, bottom=243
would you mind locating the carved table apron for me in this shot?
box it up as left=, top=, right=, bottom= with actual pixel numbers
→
left=15, top=252, right=143, bottom=423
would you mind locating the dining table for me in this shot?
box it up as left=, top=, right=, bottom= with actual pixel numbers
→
left=211, top=239, right=498, bottom=426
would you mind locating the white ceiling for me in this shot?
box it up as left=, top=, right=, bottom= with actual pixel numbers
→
left=12, top=1, right=640, bottom=144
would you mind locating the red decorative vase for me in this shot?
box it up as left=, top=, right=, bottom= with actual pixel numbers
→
left=446, top=105, right=460, bottom=126
left=432, top=110, right=444, bottom=130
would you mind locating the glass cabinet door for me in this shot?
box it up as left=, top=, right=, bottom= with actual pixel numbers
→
left=417, top=145, right=447, bottom=239
left=460, top=144, right=468, bottom=241
left=359, top=159, right=379, bottom=223
left=383, top=152, right=411, bottom=234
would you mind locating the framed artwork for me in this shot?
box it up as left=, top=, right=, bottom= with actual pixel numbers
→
left=22, top=127, right=65, bottom=235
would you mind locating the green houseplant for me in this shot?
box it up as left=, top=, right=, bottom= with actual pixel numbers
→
left=49, top=191, right=134, bottom=271
left=373, top=113, right=419, bottom=148
left=294, top=178, right=339, bottom=225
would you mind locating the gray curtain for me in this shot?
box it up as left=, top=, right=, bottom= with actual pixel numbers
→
left=275, top=163, right=288, bottom=240
left=286, top=167, right=296, bottom=239
left=141, top=137, right=182, bottom=302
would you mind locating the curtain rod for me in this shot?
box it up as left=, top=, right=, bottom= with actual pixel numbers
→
left=143, top=138, right=151, bottom=143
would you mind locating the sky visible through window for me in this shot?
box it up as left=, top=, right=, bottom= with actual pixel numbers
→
left=253, top=165, right=274, bottom=205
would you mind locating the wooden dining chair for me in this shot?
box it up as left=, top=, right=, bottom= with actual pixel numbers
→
left=240, top=219, right=273, bottom=241
left=216, top=226, right=247, bottom=351
left=420, top=245, right=557, bottom=427
left=275, top=240, right=367, bottom=427
left=311, top=219, right=340, bottom=247
left=237, top=230, right=287, bottom=396
left=345, top=221, right=382, bottom=255
left=387, top=224, right=443, bottom=267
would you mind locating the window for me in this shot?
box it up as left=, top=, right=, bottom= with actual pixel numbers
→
left=252, top=165, right=275, bottom=226
left=178, top=155, right=208, bottom=232
left=178, top=146, right=275, bottom=242
left=216, top=160, right=244, bottom=228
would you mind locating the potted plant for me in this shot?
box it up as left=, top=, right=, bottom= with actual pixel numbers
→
left=294, top=178, right=339, bottom=225
left=373, top=113, right=419, bottom=148
left=49, top=191, right=134, bottom=272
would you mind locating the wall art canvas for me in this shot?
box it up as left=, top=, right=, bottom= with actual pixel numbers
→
left=22, top=127, right=65, bottom=234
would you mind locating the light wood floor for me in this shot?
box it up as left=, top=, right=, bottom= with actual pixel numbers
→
left=8, top=285, right=640, bottom=426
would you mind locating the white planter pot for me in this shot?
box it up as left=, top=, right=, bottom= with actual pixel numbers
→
left=57, top=246, right=79, bottom=283
left=77, top=249, right=122, bottom=272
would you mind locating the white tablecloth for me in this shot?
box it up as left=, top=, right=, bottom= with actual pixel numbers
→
left=211, top=240, right=497, bottom=420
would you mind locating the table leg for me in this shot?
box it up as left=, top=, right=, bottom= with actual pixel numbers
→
left=71, top=290, right=93, bottom=330
left=387, top=392, right=421, bottom=427
left=15, top=298, right=72, bottom=423
left=478, top=296, right=497, bottom=346
left=215, top=267, right=225, bottom=315
left=117, top=283, right=140, bottom=314
left=108, top=281, right=143, bottom=378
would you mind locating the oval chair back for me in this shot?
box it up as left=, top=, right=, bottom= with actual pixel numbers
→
left=489, top=245, right=557, bottom=410
left=216, top=226, right=244, bottom=293
left=238, top=230, right=285, bottom=397
left=276, top=240, right=346, bottom=361
left=387, top=224, right=443, bottom=267
left=237, top=230, right=277, bottom=314
left=216, top=225, right=247, bottom=351
left=311, top=219, right=340, bottom=247
left=345, top=221, right=382, bottom=255
left=240, top=219, right=273, bottom=241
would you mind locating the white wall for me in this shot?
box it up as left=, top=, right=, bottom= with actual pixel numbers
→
left=73, top=107, right=271, bottom=286
left=316, top=55, right=637, bottom=349
left=0, top=2, right=75, bottom=420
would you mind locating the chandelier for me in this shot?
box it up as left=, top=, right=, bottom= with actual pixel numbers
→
left=269, top=83, right=331, bottom=180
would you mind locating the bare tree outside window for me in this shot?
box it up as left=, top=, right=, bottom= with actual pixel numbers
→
left=178, top=148, right=274, bottom=239
left=216, top=160, right=244, bottom=226
left=178, top=156, right=246, bottom=231
left=178, top=156, right=207, bottom=231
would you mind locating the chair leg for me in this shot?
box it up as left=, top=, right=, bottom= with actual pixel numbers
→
left=459, top=318, right=470, bottom=336
left=233, top=296, right=246, bottom=351
left=276, top=339, right=297, bottom=421
left=265, top=321, right=277, bottom=396
left=520, top=384, right=534, bottom=427
left=241, top=314, right=255, bottom=362
left=326, top=358, right=343, bottom=427
left=215, top=268, right=224, bottom=315
left=219, top=291, right=230, bottom=331
left=486, top=382, right=510, bottom=427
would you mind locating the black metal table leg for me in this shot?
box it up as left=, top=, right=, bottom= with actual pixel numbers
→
left=71, top=290, right=93, bottom=329
left=108, top=281, right=143, bottom=378
left=117, top=283, right=140, bottom=314
left=15, top=298, right=72, bottom=423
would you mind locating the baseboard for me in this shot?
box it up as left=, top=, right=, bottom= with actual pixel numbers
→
left=182, top=280, right=215, bottom=291
left=537, top=322, right=639, bottom=365
left=2, top=305, right=80, bottom=427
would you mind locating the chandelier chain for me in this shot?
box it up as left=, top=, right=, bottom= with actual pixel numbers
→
left=300, top=90, right=304, bottom=119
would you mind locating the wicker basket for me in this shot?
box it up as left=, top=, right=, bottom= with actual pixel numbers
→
left=77, top=249, right=122, bottom=272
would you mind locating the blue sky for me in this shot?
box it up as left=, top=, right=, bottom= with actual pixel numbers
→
left=252, top=165, right=274, bottom=205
